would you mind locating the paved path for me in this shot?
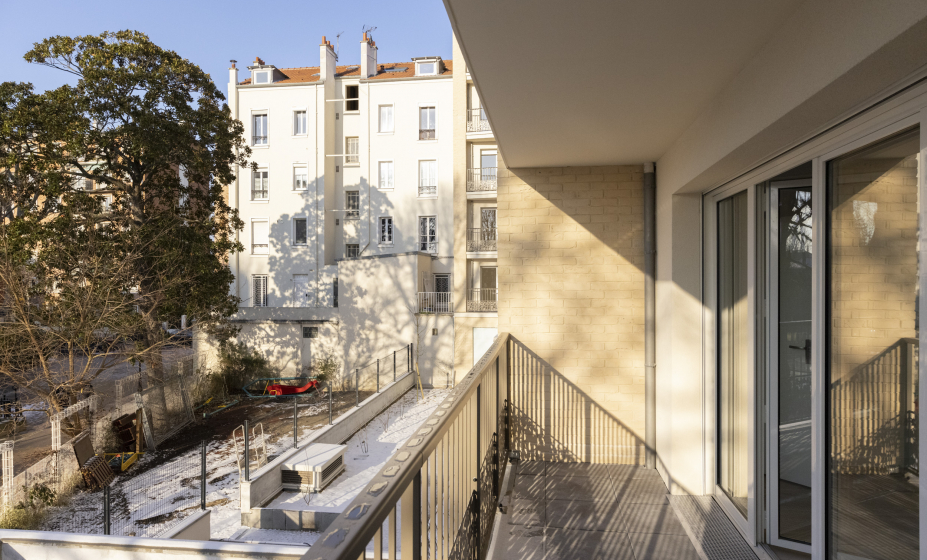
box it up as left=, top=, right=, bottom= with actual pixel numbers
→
left=494, top=460, right=701, bottom=560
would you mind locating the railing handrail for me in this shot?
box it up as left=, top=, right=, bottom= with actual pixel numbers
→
left=467, top=227, right=497, bottom=237
left=467, top=108, right=487, bottom=118
left=352, top=342, right=413, bottom=374
left=308, top=333, right=510, bottom=560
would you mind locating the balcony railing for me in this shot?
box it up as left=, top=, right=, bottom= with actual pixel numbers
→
left=416, top=292, right=453, bottom=314
left=419, top=236, right=438, bottom=254
left=468, top=288, right=498, bottom=312
left=467, top=228, right=497, bottom=252
left=319, top=334, right=510, bottom=560
left=467, top=108, right=491, bottom=132
left=467, top=168, right=497, bottom=192
left=346, top=154, right=359, bottom=164
left=419, top=129, right=436, bottom=140
left=252, top=244, right=268, bottom=255
left=251, top=189, right=268, bottom=200
left=418, top=184, right=437, bottom=197
left=252, top=135, right=267, bottom=146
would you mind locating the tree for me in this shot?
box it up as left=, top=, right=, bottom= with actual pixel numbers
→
left=17, top=30, right=250, bottom=377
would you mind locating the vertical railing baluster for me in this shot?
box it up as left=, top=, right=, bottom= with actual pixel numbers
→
left=374, top=526, right=382, bottom=560
left=389, top=505, right=397, bottom=560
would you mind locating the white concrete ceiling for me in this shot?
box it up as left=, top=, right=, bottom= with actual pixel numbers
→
left=444, top=0, right=806, bottom=168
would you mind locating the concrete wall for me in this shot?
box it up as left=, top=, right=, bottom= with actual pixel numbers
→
left=498, top=164, right=646, bottom=463
left=161, top=510, right=210, bottom=540
left=0, top=530, right=307, bottom=560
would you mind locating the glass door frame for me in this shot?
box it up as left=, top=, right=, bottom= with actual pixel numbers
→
left=704, top=99, right=927, bottom=560
left=704, top=182, right=759, bottom=545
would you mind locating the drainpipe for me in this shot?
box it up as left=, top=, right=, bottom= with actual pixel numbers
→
left=644, top=163, right=656, bottom=470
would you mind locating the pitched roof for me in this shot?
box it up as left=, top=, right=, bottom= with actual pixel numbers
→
left=239, top=61, right=453, bottom=85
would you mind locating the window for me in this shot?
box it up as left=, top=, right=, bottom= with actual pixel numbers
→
left=419, top=216, right=437, bottom=253
left=252, top=275, right=268, bottom=307
left=346, top=244, right=360, bottom=258
left=345, top=137, right=359, bottom=164
left=101, top=195, right=113, bottom=212
left=345, top=85, right=359, bottom=111
left=333, top=278, right=338, bottom=308
left=252, top=220, right=268, bottom=254
left=293, top=274, right=309, bottom=307
left=293, top=167, right=308, bottom=191
left=82, top=178, right=93, bottom=191
left=418, top=62, right=435, bottom=75
left=378, top=105, right=394, bottom=133
left=419, top=160, right=437, bottom=196
left=293, top=218, right=307, bottom=245
left=419, top=107, right=436, bottom=140
left=303, top=326, right=319, bottom=339
left=293, top=110, right=307, bottom=135
left=379, top=217, right=393, bottom=245
left=253, top=114, right=267, bottom=145
left=253, top=72, right=269, bottom=84
left=345, top=191, right=359, bottom=218
left=252, top=170, right=268, bottom=200
left=379, top=161, right=394, bottom=190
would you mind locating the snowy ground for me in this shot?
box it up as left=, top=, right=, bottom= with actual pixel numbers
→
left=42, top=387, right=449, bottom=545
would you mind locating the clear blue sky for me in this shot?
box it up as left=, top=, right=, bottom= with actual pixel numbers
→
left=0, top=0, right=454, bottom=96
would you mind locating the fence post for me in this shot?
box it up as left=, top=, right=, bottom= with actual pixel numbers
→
left=394, top=350, right=397, bottom=382
left=355, top=369, right=359, bottom=407
left=329, top=383, right=333, bottom=425
left=293, top=397, right=298, bottom=448
left=201, top=440, right=206, bottom=510
left=103, top=485, right=111, bottom=535
left=243, top=419, right=250, bottom=482
left=377, top=359, right=380, bottom=393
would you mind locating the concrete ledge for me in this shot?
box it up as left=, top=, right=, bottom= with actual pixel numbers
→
left=241, top=370, right=415, bottom=512
left=159, top=509, right=210, bottom=540
left=242, top=508, right=339, bottom=531
left=0, top=529, right=307, bottom=560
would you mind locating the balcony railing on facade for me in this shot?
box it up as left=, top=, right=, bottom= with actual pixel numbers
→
left=416, top=292, right=453, bottom=314
left=252, top=135, right=267, bottom=146
left=467, top=168, right=497, bottom=192
left=319, top=333, right=511, bottom=560
left=419, top=237, right=438, bottom=254
left=419, top=184, right=437, bottom=197
left=467, top=108, right=491, bottom=133
left=419, top=128, right=436, bottom=140
left=468, top=288, right=498, bottom=312
left=252, top=188, right=268, bottom=200
left=467, top=228, right=497, bottom=252
left=252, top=244, right=268, bottom=255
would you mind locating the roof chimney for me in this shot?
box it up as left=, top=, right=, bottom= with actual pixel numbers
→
left=320, top=37, right=336, bottom=82
left=360, top=33, right=378, bottom=78
left=254, top=57, right=265, bottom=66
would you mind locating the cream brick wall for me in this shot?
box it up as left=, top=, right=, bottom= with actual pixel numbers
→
left=499, top=164, right=646, bottom=463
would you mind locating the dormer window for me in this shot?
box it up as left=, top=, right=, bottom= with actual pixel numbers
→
left=413, top=57, right=442, bottom=76
left=418, top=62, right=435, bottom=75
left=254, top=71, right=270, bottom=84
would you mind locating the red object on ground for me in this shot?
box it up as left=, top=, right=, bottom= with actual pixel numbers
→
left=267, top=379, right=319, bottom=396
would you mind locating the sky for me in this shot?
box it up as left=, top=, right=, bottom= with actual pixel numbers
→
left=0, top=0, right=454, bottom=96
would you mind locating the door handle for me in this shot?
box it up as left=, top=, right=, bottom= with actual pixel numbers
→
left=789, top=339, right=811, bottom=365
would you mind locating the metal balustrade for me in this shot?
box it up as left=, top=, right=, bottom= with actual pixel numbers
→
left=467, top=228, right=497, bottom=252
left=466, top=168, right=497, bottom=192
left=307, top=334, right=510, bottom=560
left=420, top=129, right=436, bottom=140
left=467, top=289, right=498, bottom=312
left=466, top=109, right=491, bottom=133
left=419, top=184, right=437, bottom=197
left=417, top=292, right=453, bottom=314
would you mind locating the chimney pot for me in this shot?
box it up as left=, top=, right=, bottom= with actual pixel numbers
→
left=322, top=35, right=326, bottom=44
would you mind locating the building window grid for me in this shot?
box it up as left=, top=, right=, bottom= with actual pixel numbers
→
left=419, top=160, right=437, bottom=197
left=346, top=137, right=359, bottom=164
left=303, top=326, right=319, bottom=339
left=345, top=85, right=359, bottom=112
left=419, top=216, right=437, bottom=254
left=419, top=106, right=436, bottom=140
left=379, top=217, right=393, bottom=245
left=252, top=220, right=269, bottom=254
left=293, top=110, right=307, bottom=135
left=379, top=161, right=394, bottom=190
left=252, top=275, right=268, bottom=307
left=346, top=191, right=360, bottom=219
left=253, top=114, right=267, bottom=145
left=379, top=105, right=394, bottom=133
left=252, top=170, right=269, bottom=200
left=346, top=244, right=360, bottom=258
left=293, top=218, right=308, bottom=245
left=294, top=168, right=308, bottom=191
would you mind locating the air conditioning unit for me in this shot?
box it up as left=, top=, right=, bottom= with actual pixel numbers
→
left=281, top=443, right=346, bottom=492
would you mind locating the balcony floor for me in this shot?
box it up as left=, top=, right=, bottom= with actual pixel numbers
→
left=491, top=461, right=701, bottom=560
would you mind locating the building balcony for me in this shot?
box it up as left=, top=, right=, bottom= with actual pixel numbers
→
left=418, top=184, right=437, bottom=197
left=467, top=168, right=497, bottom=193
left=467, top=228, right=497, bottom=253
left=416, top=292, right=452, bottom=314
left=466, top=108, right=491, bottom=133
left=467, top=288, right=498, bottom=312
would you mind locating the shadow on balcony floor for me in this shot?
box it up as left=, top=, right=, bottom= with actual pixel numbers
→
left=490, top=460, right=702, bottom=560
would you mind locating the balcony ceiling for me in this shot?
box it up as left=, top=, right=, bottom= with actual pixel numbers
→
left=444, top=0, right=805, bottom=168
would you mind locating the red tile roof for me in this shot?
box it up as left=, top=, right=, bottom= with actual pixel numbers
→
left=239, top=61, right=452, bottom=85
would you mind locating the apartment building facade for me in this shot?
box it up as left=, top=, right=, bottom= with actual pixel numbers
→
left=207, top=36, right=457, bottom=386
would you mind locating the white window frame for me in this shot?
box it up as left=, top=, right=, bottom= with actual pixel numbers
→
left=378, top=216, right=393, bottom=246
left=251, top=218, right=269, bottom=255
left=378, top=161, right=394, bottom=190
left=252, top=168, right=269, bottom=201
left=252, top=112, right=268, bottom=147
left=416, top=61, right=437, bottom=76
left=419, top=105, right=437, bottom=141
left=345, top=244, right=360, bottom=258
left=345, top=137, right=359, bottom=165
left=418, top=160, right=437, bottom=198
left=292, top=216, right=308, bottom=246
left=345, top=191, right=360, bottom=219
left=252, top=71, right=270, bottom=84
left=419, top=215, right=437, bottom=254
left=345, top=84, right=360, bottom=113
left=378, top=104, right=394, bottom=134
left=293, top=109, right=308, bottom=136
left=252, top=275, right=268, bottom=307
left=293, top=165, right=308, bottom=191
